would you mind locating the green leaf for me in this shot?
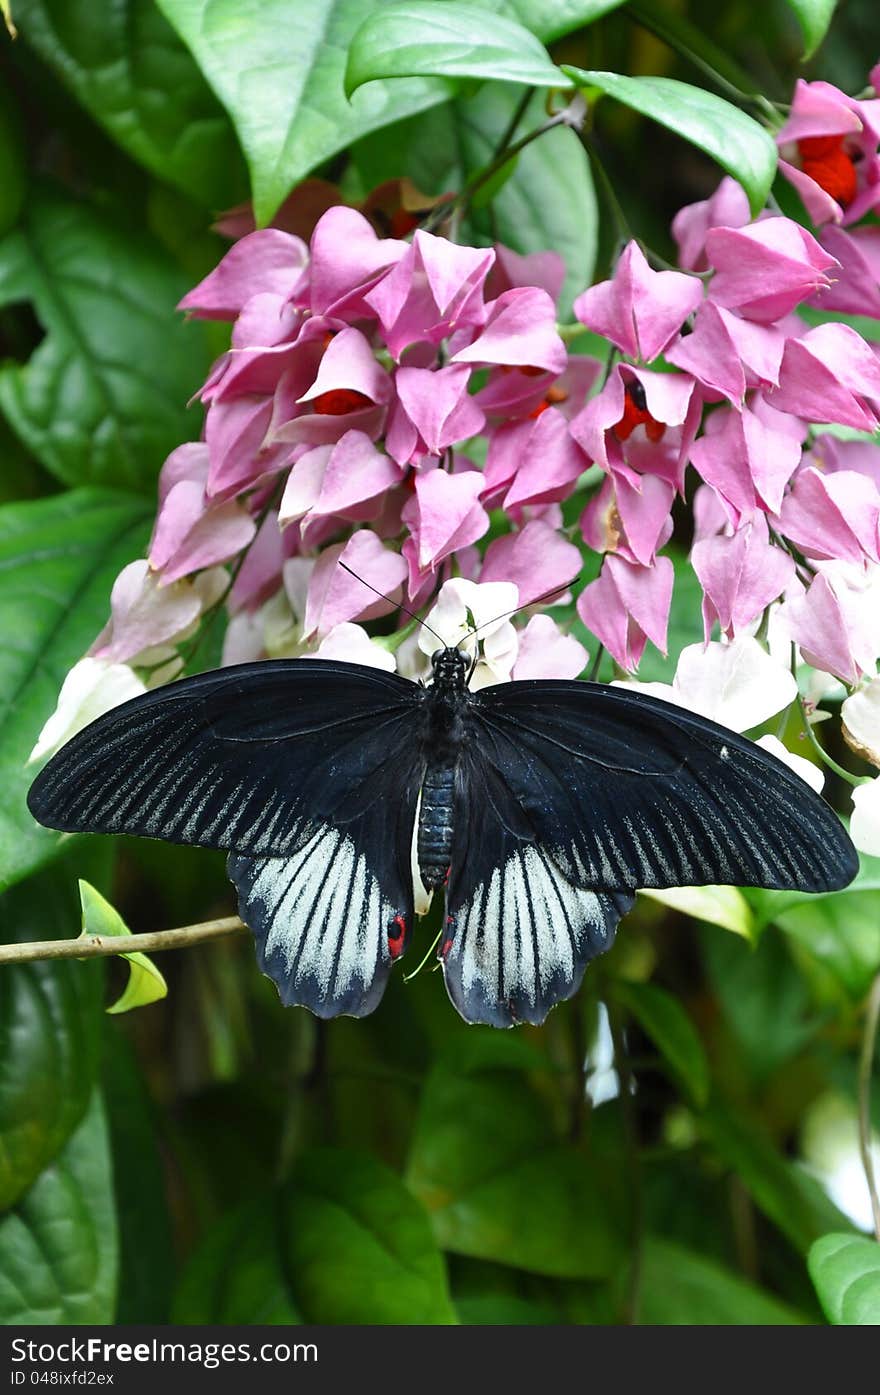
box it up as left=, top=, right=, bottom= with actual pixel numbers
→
left=406, top=1048, right=622, bottom=1277
left=783, top=0, right=837, bottom=60
left=703, top=927, right=818, bottom=1082
left=640, top=1235, right=807, bottom=1324
left=0, top=862, right=103, bottom=1209
left=703, top=1100, right=856, bottom=1255
left=176, top=1149, right=456, bottom=1324
left=613, top=979, right=709, bottom=1108
left=78, top=880, right=167, bottom=1014
left=0, top=1091, right=118, bottom=1324
left=13, top=0, right=245, bottom=209
left=0, top=489, right=151, bottom=890
left=345, top=3, right=564, bottom=95
left=639, top=885, right=755, bottom=941
left=155, top=0, right=622, bottom=225
left=0, top=188, right=212, bottom=490
left=562, top=68, right=777, bottom=215
left=284, top=1147, right=457, bottom=1323
left=808, top=1233, right=880, bottom=1325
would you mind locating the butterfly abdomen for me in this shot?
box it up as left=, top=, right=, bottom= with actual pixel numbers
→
left=418, top=762, right=456, bottom=888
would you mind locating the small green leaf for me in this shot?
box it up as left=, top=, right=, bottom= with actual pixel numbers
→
left=0, top=489, right=151, bottom=890
left=0, top=1091, right=118, bottom=1324
left=406, top=1047, right=622, bottom=1278
left=808, top=1233, right=880, bottom=1325
left=640, top=1235, right=808, bottom=1324
left=0, top=188, right=212, bottom=490
left=563, top=67, right=777, bottom=215
left=613, top=979, right=710, bottom=1108
left=783, top=0, right=837, bottom=60
left=78, top=880, right=167, bottom=1014
left=345, top=3, right=565, bottom=96
left=640, top=884, right=755, bottom=941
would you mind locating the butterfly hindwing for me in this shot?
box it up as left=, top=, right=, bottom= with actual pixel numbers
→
left=468, top=680, right=857, bottom=895
left=442, top=750, right=632, bottom=1028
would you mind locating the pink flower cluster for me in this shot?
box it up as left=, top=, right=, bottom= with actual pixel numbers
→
left=40, top=68, right=880, bottom=744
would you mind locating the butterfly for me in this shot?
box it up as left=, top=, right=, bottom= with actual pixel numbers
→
left=27, top=646, right=858, bottom=1027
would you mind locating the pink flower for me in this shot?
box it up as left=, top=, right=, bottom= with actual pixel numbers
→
left=149, top=443, right=257, bottom=583
left=278, top=431, right=404, bottom=538
left=811, top=226, right=880, bottom=319
left=581, top=472, right=674, bottom=567
left=401, top=466, right=489, bottom=575
left=671, top=177, right=751, bottom=273
left=776, top=467, right=880, bottom=565
left=303, top=206, right=408, bottom=320
left=479, top=519, right=581, bottom=606
left=364, top=231, right=494, bottom=359
left=486, top=244, right=565, bottom=302
left=302, top=531, right=408, bottom=638
left=91, top=560, right=205, bottom=663
left=271, top=326, right=392, bottom=448
left=452, top=287, right=566, bottom=375
left=179, top=230, right=308, bottom=320
left=573, top=240, right=703, bottom=362
left=776, top=80, right=880, bottom=227
left=497, top=408, right=588, bottom=510
left=689, top=403, right=803, bottom=523
left=577, top=554, right=674, bottom=671
left=691, top=516, right=795, bottom=641
left=781, top=566, right=880, bottom=683
left=666, top=302, right=785, bottom=401
left=706, top=218, right=838, bottom=321
left=512, top=614, right=588, bottom=680
left=386, top=363, right=485, bottom=465
left=475, top=353, right=600, bottom=425
left=570, top=365, right=698, bottom=492
left=767, top=323, right=880, bottom=431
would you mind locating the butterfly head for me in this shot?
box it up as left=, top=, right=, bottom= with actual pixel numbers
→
left=430, top=647, right=470, bottom=692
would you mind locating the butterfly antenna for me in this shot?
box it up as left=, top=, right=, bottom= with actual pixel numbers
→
left=337, top=561, right=446, bottom=648
left=460, top=582, right=571, bottom=647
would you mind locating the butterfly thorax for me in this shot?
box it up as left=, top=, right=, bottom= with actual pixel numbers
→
left=418, top=647, right=471, bottom=888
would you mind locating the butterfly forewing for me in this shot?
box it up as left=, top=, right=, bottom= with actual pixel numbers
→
left=467, top=679, right=858, bottom=895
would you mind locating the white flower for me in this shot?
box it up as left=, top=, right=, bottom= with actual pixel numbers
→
left=314, top=622, right=397, bottom=672
left=841, top=676, right=880, bottom=769
left=28, top=658, right=147, bottom=764
left=850, top=776, right=880, bottom=857
left=756, top=735, right=825, bottom=794
left=615, top=636, right=797, bottom=733
left=420, top=578, right=519, bottom=690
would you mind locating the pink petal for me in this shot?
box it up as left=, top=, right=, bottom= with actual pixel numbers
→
left=777, top=467, right=880, bottom=564
left=91, top=560, right=202, bottom=662
left=812, top=227, right=880, bottom=318
left=303, top=531, right=408, bottom=637
left=410, top=468, right=489, bottom=569
left=306, top=207, right=407, bottom=319
left=513, top=614, right=588, bottom=680
left=783, top=571, right=876, bottom=684
left=391, top=363, right=485, bottom=461
left=228, top=511, right=285, bottom=613
left=671, top=177, right=751, bottom=272
left=315, top=431, right=404, bottom=516
left=297, top=326, right=392, bottom=406
left=574, top=240, right=703, bottom=361
left=768, top=323, right=880, bottom=430
left=503, top=409, right=588, bottom=509
left=487, top=244, right=565, bottom=302
left=365, top=232, right=494, bottom=359
left=614, top=473, right=676, bottom=566
left=692, top=518, right=794, bottom=640
left=577, top=555, right=673, bottom=671
left=205, top=396, right=277, bottom=498
left=706, top=218, right=838, bottom=322
left=479, top=519, right=581, bottom=605
left=179, top=230, right=308, bottom=320
left=776, top=78, right=863, bottom=145
left=452, top=287, right=567, bottom=374
left=666, top=302, right=746, bottom=403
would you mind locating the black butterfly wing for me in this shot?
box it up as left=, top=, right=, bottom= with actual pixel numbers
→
left=466, top=679, right=858, bottom=896
left=442, top=746, right=633, bottom=1028
left=28, top=659, right=425, bottom=1016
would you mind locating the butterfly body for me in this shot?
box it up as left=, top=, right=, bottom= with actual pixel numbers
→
left=27, top=653, right=859, bottom=1027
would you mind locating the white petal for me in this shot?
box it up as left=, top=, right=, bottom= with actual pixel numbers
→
left=851, top=778, right=880, bottom=858
left=673, top=637, right=797, bottom=732
left=314, top=622, right=396, bottom=672
left=29, top=658, right=147, bottom=763
left=842, top=677, right=880, bottom=769
left=756, top=735, right=825, bottom=794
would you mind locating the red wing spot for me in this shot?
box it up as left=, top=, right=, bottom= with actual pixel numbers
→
left=441, top=938, right=454, bottom=959
left=444, top=867, right=451, bottom=886
left=388, top=914, right=407, bottom=959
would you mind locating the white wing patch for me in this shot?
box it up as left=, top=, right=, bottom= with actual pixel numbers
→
left=443, top=844, right=626, bottom=1028
left=227, top=823, right=401, bottom=1018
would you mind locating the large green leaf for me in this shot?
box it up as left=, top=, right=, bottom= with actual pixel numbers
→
left=345, top=3, right=564, bottom=94
left=0, top=489, right=152, bottom=890
left=783, top=0, right=837, bottom=59
left=0, top=189, right=211, bottom=490
left=562, top=67, right=777, bottom=215
left=406, top=1047, right=622, bottom=1277
left=352, top=84, right=596, bottom=316
left=176, top=1148, right=456, bottom=1324
left=640, top=1235, right=807, bottom=1324
left=0, top=863, right=103, bottom=1210
left=13, top=0, right=244, bottom=209
left=613, top=979, right=709, bottom=1108
left=0, top=1091, right=118, bottom=1324
left=808, top=1233, right=880, bottom=1325
left=703, top=1101, right=856, bottom=1255
left=156, top=0, right=625, bottom=224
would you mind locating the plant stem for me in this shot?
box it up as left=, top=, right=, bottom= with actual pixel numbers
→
left=858, top=972, right=880, bottom=1243
left=492, top=86, right=534, bottom=159
left=0, top=916, right=247, bottom=965
left=796, top=694, right=866, bottom=787
left=423, top=114, right=567, bottom=232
